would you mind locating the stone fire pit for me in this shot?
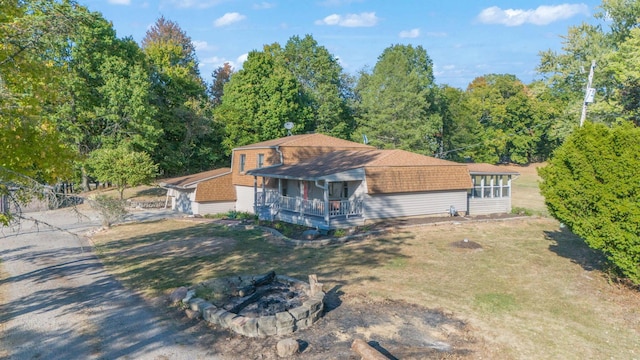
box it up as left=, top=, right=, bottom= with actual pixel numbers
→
left=183, top=271, right=325, bottom=337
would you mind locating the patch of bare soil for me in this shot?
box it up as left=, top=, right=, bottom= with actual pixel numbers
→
left=161, top=291, right=486, bottom=359
left=449, top=239, right=483, bottom=250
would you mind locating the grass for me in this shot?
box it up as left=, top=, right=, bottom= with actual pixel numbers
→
left=89, top=163, right=640, bottom=359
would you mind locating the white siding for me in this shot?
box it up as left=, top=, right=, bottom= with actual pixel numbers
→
left=468, top=197, right=511, bottom=215
left=171, top=189, right=195, bottom=214
left=193, top=201, right=235, bottom=215
left=235, top=185, right=256, bottom=213
left=363, top=190, right=468, bottom=220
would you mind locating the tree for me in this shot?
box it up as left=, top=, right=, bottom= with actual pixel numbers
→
left=465, top=74, right=543, bottom=164
left=214, top=44, right=306, bottom=153
left=539, top=122, right=640, bottom=284
left=210, top=62, right=233, bottom=106
left=143, top=16, right=223, bottom=176
left=282, top=34, right=356, bottom=139
left=1, top=0, right=79, bottom=184
left=354, top=44, right=441, bottom=155
left=87, top=146, right=158, bottom=200
left=437, top=86, right=482, bottom=161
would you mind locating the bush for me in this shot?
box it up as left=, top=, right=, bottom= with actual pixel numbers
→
left=539, top=122, right=640, bottom=285
left=89, top=194, right=128, bottom=227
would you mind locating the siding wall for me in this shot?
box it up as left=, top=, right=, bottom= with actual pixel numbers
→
left=193, top=201, right=235, bottom=215
left=168, top=188, right=195, bottom=214
left=468, top=197, right=511, bottom=215
left=363, top=190, right=468, bottom=220
left=235, top=186, right=256, bottom=213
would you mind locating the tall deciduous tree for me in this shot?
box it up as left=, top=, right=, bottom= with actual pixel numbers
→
left=539, top=122, right=640, bottom=284
left=143, top=16, right=222, bottom=176
left=210, top=62, right=233, bottom=107
left=465, top=74, right=542, bottom=164
left=354, top=44, right=441, bottom=155
left=282, top=34, right=355, bottom=139
left=214, top=44, right=306, bottom=154
left=1, top=0, right=79, bottom=184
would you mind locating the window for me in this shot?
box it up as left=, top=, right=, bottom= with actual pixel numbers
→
left=471, top=175, right=511, bottom=198
left=239, top=154, right=246, bottom=172
left=257, top=153, right=264, bottom=168
left=329, top=182, right=349, bottom=199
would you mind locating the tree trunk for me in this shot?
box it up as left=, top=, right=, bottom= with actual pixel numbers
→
left=81, top=166, right=91, bottom=192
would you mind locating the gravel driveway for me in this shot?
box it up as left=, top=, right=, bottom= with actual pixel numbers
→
left=0, top=208, right=219, bottom=360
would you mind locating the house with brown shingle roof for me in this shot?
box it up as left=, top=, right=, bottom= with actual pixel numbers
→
left=158, top=168, right=234, bottom=215
left=245, top=147, right=476, bottom=229
left=159, top=133, right=518, bottom=226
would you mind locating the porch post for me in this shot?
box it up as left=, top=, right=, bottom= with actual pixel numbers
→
left=253, top=176, right=258, bottom=214
left=261, top=177, right=266, bottom=205
left=323, top=181, right=329, bottom=227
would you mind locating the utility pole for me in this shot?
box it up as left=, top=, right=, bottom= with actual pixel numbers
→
left=580, top=60, right=596, bottom=127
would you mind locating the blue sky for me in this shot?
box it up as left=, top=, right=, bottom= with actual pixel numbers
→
left=81, top=0, right=603, bottom=89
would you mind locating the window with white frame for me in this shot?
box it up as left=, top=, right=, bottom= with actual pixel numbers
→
left=471, top=175, right=510, bottom=198
left=239, top=154, right=246, bottom=172
left=257, top=153, right=264, bottom=168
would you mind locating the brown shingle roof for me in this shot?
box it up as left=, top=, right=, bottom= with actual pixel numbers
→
left=195, top=173, right=236, bottom=202
left=159, top=168, right=231, bottom=188
left=234, top=133, right=373, bottom=150
left=246, top=149, right=473, bottom=193
left=466, top=163, right=520, bottom=175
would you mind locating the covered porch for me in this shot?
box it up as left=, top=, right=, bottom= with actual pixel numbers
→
left=247, top=168, right=368, bottom=230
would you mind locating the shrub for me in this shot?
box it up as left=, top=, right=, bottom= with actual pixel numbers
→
left=539, top=122, right=640, bottom=285
left=89, top=194, right=128, bottom=227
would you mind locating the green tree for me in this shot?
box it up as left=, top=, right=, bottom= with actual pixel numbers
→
left=143, top=16, right=222, bottom=176
left=1, top=0, right=79, bottom=183
left=215, top=44, right=306, bottom=153
left=539, top=122, right=640, bottom=284
left=465, top=74, right=542, bottom=164
left=354, top=44, right=441, bottom=155
left=87, top=145, right=158, bottom=200
left=437, top=85, right=482, bottom=161
left=282, top=35, right=356, bottom=139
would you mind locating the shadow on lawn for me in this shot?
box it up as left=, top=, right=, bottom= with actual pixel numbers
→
left=95, top=221, right=415, bottom=296
left=544, top=226, right=607, bottom=272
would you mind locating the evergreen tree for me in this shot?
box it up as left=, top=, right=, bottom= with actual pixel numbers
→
left=539, top=122, right=640, bottom=284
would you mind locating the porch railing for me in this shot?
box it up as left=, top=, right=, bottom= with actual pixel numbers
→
left=258, top=193, right=363, bottom=218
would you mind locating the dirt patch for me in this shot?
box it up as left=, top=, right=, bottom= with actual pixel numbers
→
left=449, top=239, right=483, bottom=250
left=163, top=292, right=484, bottom=359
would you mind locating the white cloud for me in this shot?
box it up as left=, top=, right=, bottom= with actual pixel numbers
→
left=252, top=2, right=275, bottom=9
left=236, top=53, right=248, bottom=65
left=315, top=12, right=379, bottom=27
left=193, top=40, right=217, bottom=52
left=477, top=4, right=589, bottom=26
left=399, top=28, right=420, bottom=38
left=108, top=0, right=131, bottom=4
left=214, top=12, right=247, bottom=27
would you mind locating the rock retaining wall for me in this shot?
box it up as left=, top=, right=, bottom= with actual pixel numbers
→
left=186, top=275, right=325, bottom=337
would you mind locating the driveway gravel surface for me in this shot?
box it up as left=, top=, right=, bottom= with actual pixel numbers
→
left=0, top=208, right=219, bottom=360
